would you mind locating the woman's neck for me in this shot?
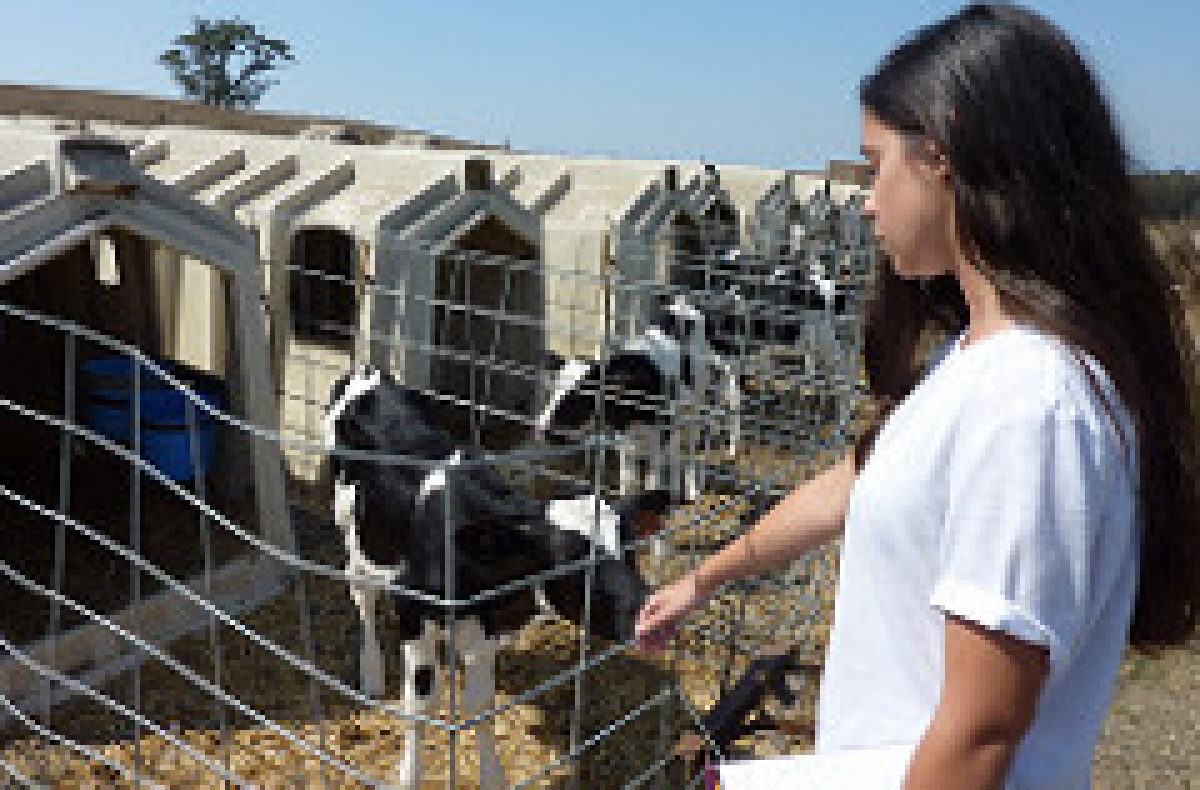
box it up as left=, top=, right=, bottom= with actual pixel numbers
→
left=953, top=257, right=1016, bottom=349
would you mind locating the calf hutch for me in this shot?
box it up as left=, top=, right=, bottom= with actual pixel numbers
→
left=481, top=153, right=745, bottom=351
left=0, top=114, right=875, bottom=788
left=127, top=130, right=549, bottom=481
left=0, top=128, right=290, bottom=744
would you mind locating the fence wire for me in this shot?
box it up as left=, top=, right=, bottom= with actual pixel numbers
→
left=0, top=188, right=875, bottom=788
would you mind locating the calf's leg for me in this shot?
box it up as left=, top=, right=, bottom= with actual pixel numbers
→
left=395, top=619, right=440, bottom=789
left=720, top=360, right=741, bottom=457
left=458, top=618, right=507, bottom=790
left=618, top=431, right=639, bottom=496
left=348, top=580, right=386, bottom=698
left=667, top=421, right=701, bottom=505
left=336, top=482, right=388, bottom=697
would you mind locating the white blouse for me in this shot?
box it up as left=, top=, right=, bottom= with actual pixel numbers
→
left=815, top=325, right=1139, bottom=789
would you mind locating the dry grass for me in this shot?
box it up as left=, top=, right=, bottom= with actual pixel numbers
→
left=0, top=456, right=840, bottom=788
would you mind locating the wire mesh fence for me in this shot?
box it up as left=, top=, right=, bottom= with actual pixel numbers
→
left=0, top=188, right=876, bottom=788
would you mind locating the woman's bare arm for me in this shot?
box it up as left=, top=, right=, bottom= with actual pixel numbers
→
left=692, top=451, right=857, bottom=597
left=635, top=451, right=858, bottom=650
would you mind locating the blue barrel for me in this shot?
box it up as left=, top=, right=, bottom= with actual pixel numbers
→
left=80, top=357, right=226, bottom=482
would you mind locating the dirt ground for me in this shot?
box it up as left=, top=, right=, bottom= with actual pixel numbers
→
left=1086, top=284, right=1200, bottom=787
left=1092, top=641, right=1200, bottom=787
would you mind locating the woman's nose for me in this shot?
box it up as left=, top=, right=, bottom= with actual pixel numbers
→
left=862, top=191, right=877, bottom=219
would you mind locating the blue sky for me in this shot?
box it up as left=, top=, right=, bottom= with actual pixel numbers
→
left=1, top=1, right=1196, bottom=170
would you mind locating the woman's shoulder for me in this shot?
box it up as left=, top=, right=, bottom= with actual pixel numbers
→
left=949, top=325, right=1128, bottom=429
left=920, top=326, right=1138, bottom=487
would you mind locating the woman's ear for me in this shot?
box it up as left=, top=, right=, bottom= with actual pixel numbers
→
left=935, top=155, right=953, bottom=183
left=921, top=140, right=953, bottom=182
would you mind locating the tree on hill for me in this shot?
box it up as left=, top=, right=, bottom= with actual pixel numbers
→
left=159, top=18, right=295, bottom=109
left=1134, top=169, right=1200, bottom=220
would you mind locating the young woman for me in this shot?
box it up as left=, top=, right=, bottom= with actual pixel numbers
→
left=634, top=4, right=1199, bottom=788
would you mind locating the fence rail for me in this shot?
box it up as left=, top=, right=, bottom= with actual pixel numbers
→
left=0, top=200, right=876, bottom=787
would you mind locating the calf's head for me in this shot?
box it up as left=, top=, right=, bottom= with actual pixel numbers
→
left=324, top=365, right=452, bottom=478
left=538, top=489, right=679, bottom=643
left=535, top=354, right=668, bottom=441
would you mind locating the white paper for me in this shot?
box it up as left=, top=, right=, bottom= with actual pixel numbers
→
left=718, top=743, right=918, bottom=789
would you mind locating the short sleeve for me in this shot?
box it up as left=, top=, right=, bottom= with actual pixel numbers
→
left=929, top=406, right=1108, bottom=670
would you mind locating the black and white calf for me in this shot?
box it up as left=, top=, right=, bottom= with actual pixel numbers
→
left=323, top=365, right=674, bottom=790
left=716, top=249, right=847, bottom=347
left=535, top=293, right=742, bottom=511
left=766, top=254, right=846, bottom=373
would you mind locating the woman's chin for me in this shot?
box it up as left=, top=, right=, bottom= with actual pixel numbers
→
left=888, top=255, right=945, bottom=281
left=886, top=256, right=918, bottom=278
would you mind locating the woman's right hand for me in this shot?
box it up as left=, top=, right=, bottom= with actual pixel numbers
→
left=634, top=574, right=706, bottom=653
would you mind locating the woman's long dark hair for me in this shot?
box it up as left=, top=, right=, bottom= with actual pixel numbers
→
left=855, top=3, right=1199, bottom=652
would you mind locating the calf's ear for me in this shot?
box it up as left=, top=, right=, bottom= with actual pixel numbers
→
left=540, top=573, right=586, bottom=624
left=616, top=489, right=679, bottom=538
left=619, top=488, right=681, bottom=516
